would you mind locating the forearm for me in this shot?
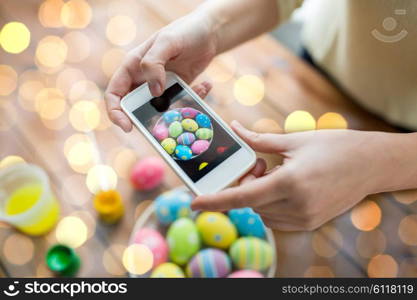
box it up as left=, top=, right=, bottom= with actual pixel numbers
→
left=195, top=0, right=279, bottom=54
left=372, top=132, right=417, bottom=193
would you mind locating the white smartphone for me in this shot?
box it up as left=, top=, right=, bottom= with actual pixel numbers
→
left=121, top=72, right=256, bottom=195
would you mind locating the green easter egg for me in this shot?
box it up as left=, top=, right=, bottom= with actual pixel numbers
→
left=167, top=218, right=201, bottom=265
left=229, top=237, right=273, bottom=271
left=181, top=119, right=199, bottom=132
left=196, top=128, right=213, bottom=140
left=169, top=121, right=183, bottom=138
left=161, top=138, right=176, bottom=155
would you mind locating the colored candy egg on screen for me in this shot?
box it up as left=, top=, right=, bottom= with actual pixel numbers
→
left=177, top=132, right=196, bottom=145
left=195, top=113, right=211, bottom=128
left=168, top=121, right=183, bottom=138
left=196, top=128, right=213, bottom=140
left=133, top=228, right=168, bottom=268
left=196, top=212, right=237, bottom=249
left=175, top=145, right=192, bottom=161
left=161, top=138, right=176, bottom=155
left=187, top=248, right=231, bottom=278
left=181, top=119, right=198, bottom=132
left=155, top=189, right=193, bottom=225
left=199, top=162, right=208, bottom=171
left=191, top=140, right=210, bottom=155
left=152, top=124, right=168, bottom=141
left=167, top=218, right=201, bottom=265
left=228, top=207, right=266, bottom=238
left=151, top=262, right=185, bottom=278
left=163, top=110, right=182, bottom=124
left=181, top=107, right=199, bottom=119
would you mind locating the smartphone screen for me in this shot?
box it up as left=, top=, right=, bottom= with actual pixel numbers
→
left=132, top=83, right=241, bottom=182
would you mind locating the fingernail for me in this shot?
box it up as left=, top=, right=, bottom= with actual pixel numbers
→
left=118, top=118, right=130, bottom=133
left=150, top=82, right=162, bottom=96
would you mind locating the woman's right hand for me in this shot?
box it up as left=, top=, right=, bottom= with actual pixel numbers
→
left=105, top=11, right=218, bottom=132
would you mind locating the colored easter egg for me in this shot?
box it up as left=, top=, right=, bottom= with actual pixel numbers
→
left=228, top=270, right=264, bottom=278
left=163, top=110, right=182, bottom=124
left=152, top=124, right=169, bottom=141
left=150, top=263, right=185, bottom=278
left=187, top=248, right=231, bottom=278
left=181, top=119, right=199, bottom=132
left=196, top=212, right=237, bottom=249
left=195, top=113, right=211, bottom=128
left=167, top=218, right=201, bottom=265
left=228, top=207, right=266, bottom=238
left=191, top=140, right=210, bottom=155
left=177, top=132, right=196, bottom=146
left=174, top=145, right=192, bottom=161
left=196, top=128, right=213, bottom=140
left=181, top=107, right=199, bottom=119
left=133, top=228, right=168, bottom=268
left=161, top=138, right=176, bottom=155
left=130, top=157, right=165, bottom=191
left=229, top=237, right=273, bottom=271
left=168, top=121, right=183, bottom=138
left=199, top=162, right=208, bottom=170
left=155, top=189, right=193, bottom=225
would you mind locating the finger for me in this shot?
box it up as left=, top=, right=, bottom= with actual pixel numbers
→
left=261, top=216, right=301, bottom=231
left=239, top=158, right=267, bottom=184
left=191, top=172, right=282, bottom=211
left=140, top=36, right=181, bottom=96
left=191, top=81, right=212, bottom=99
left=231, top=120, right=291, bottom=153
left=105, top=41, right=155, bottom=132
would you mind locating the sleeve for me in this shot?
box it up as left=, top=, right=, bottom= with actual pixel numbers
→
left=276, top=0, right=304, bottom=25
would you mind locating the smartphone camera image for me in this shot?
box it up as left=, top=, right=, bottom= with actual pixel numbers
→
left=132, top=83, right=242, bottom=183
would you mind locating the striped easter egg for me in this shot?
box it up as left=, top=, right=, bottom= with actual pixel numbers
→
left=196, top=128, right=213, bottom=140
left=177, top=132, right=196, bottom=146
left=229, top=237, right=273, bottom=271
left=187, top=248, right=231, bottom=278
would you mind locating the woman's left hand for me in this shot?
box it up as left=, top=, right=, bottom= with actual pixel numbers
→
left=191, top=121, right=391, bottom=231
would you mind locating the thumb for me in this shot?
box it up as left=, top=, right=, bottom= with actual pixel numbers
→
left=231, top=120, right=291, bottom=153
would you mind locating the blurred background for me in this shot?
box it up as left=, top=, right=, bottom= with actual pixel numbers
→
left=0, top=0, right=416, bottom=278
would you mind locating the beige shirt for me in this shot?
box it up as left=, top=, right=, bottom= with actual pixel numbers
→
left=277, top=0, right=417, bottom=130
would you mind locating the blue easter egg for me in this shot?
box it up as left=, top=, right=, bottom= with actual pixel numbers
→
left=228, top=208, right=266, bottom=238
left=163, top=110, right=182, bottom=124
left=155, top=189, right=193, bottom=225
left=174, top=145, right=192, bottom=161
left=195, top=113, right=211, bottom=128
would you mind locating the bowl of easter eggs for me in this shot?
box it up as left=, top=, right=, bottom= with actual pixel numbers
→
left=128, top=187, right=277, bottom=278
left=152, top=108, right=213, bottom=161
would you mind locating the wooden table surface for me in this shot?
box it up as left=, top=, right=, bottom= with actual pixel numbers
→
left=0, top=0, right=416, bottom=278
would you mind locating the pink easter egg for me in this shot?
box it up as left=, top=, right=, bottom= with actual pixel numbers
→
left=134, top=228, right=169, bottom=268
left=181, top=107, right=200, bottom=119
left=191, top=140, right=210, bottom=155
left=227, top=270, right=264, bottom=278
left=152, top=124, right=169, bottom=141
left=130, top=157, right=165, bottom=191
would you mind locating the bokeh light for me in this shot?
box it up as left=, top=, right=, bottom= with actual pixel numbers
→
left=18, top=80, right=45, bottom=111
left=205, top=54, right=236, bottom=83
left=317, top=112, right=348, bottom=130
left=3, top=233, right=34, bottom=265
left=398, top=215, right=417, bottom=246
left=101, top=48, right=126, bottom=78
left=0, top=22, right=31, bottom=54
left=252, top=118, right=282, bottom=133
left=103, top=244, right=126, bottom=276
left=351, top=200, right=382, bottom=231
left=312, top=225, right=343, bottom=258
left=0, top=65, right=18, bottom=96
left=0, top=101, right=17, bottom=131
left=70, top=210, right=96, bottom=239
left=108, top=147, right=138, bottom=179
left=41, top=111, right=69, bottom=131
left=69, top=80, right=101, bottom=103
left=106, top=15, right=137, bottom=46
left=36, top=36, right=68, bottom=68
left=0, top=155, right=25, bottom=169
left=55, top=216, right=88, bottom=248
left=64, top=133, right=95, bottom=173
left=233, top=75, right=265, bottom=106
left=107, top=0, right=140, bottom=19
left=392, top=189, right=417, bottom=205
left=35, top=88, right=67, bottom=120
left=399, top=258, right=417, bottom=277
left=284, top=110, right=316, bottom=133
left=62, top=174, right=90, bottom=206
left=61, top=0, right=92, bottom=29
left=304, top=266, right=334, bottom=278
left=122, top=244, right=153, bottom=275
left=56, top=67, right=86, bottom=97
left=367, top=254, right=398, bottom=278
left=63, top=31, right=91, bottom=63
left=69, top=100, right=101, bottom=132
left=38, top=0, right=64, bottom=28
left=86, top=164, right=118, bottom=194
left=356, top=229, right=386, bottom=258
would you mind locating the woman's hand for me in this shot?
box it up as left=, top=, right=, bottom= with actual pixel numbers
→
left=105, top=12, right=218, bottom=132
left=192, top=122, right=403, bottom=231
